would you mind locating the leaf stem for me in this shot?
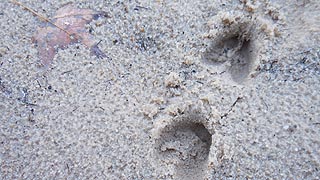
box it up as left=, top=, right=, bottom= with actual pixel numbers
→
left=10, top=0, right=72, bottom=36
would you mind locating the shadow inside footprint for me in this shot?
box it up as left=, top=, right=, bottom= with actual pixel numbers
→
left=156, top=121, right=212, bottom=179
left=229, top=38, right=253, bottom=82
left=203, top=19, right=257, bottom=84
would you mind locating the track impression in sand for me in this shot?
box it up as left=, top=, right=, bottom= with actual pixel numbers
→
left=155, top=115, right=213, bottom=179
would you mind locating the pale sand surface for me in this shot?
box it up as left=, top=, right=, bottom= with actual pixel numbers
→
left=0, top=0, right=319, bottom=179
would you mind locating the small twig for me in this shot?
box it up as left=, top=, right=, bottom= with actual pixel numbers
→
left=10, top=0, right=72, bottom=36
left=221, top=96, right=242, bottom=119
left=96, top=40, right=103, bottom=46
left=36, top=80, right=42, bottom=88
left=134, top=5, right=150, bottom=11
left=61, top=70, right=73, bottom=75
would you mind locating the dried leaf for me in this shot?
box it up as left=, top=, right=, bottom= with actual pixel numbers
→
left=32, top=4, right=107, bottom=66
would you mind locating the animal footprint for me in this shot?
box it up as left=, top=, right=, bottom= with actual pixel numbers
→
left=203, top=14, right=263, bottom=83
left=155, top=116, right=212, bottom=179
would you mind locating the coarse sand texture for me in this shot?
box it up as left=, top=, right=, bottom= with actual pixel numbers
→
left=0, top=0, right=319, bottom=179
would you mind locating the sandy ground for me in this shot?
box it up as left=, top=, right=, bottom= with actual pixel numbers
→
left=0, top=0, right=319, bottom=179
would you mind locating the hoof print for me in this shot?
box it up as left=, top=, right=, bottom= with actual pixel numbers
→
left=155, top=116, right=212, bottom=179
left=203, top=16, right=260, bottom=84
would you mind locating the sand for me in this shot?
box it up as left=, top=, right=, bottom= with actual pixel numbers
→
left=0, top=0, right=319, bottom=179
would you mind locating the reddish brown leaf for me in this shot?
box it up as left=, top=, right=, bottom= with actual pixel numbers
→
left=32, top=3, right=107, bottom=66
